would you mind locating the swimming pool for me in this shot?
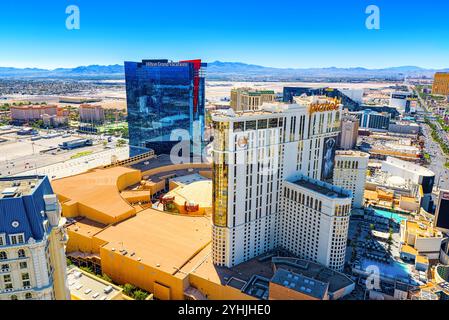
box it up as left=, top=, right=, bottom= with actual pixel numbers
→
left=373, top=209, right=408, bottom=224
left=360, top=258, right=417, bottom=284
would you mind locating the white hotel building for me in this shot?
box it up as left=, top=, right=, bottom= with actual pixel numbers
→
left=333, top=150, right=370, bottom=209
left=281, top=175, right=352, bottom=271
left=211, top=96, right=351, bottom=270
left=0, top=176, right=70, bottom=300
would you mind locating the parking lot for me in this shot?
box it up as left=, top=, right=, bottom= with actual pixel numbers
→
left=0, top=127, right=128, bottom=179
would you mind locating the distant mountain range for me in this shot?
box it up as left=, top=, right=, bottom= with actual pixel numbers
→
left=0, top=61, right=447, bottom=81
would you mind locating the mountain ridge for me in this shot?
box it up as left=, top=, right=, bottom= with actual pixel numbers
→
left=0, top=61, right=447, bottom=80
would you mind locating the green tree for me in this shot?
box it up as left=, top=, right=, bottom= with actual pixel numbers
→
left=133, top=290, right=148, bottom=300
left=122, top=283, right=136, bottom=297
left=101, top=273, right=112, bottom=283
left=117, top=139, right=127, bottom=148
left=80, top=266, right=93, bottom=274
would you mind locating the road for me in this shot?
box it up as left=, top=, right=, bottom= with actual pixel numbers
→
left=413, top=86, right=449, bottom=192
left=421, top=123, right=449, bottom=191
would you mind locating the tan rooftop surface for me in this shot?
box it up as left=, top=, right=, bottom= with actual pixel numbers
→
left=66, top=218, right=106, bottom=238
left=52, top=167, right=139, bottom=223
left=167, top=180, right=213, bottom=208
left=95, top=209, right=212, bottom=276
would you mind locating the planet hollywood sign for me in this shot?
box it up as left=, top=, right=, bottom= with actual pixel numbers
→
left=308, top=101, right=341, bottom=114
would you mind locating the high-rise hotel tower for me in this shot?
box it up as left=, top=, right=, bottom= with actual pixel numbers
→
left=125, top=59, right=207, bottom=157
left=211, top=96, right=352, bottom=270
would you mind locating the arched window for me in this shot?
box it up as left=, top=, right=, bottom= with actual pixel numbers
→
left=0, top=251, right=7, bottom=260
left=10, top=295, right=18, bottom=300
left=25, top=293, right=32, bottom=300
left=18, top=249, right=25, bottom=258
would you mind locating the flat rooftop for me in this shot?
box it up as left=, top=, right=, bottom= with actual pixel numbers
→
left=336, top=150, right=370, bottom=158
left=67, top=266, right=122, bottom=300
left=95, top=209, right=211, bottom=277
left=171, top=173, right=208, bottom=186
left=66, top=218, right=107, bottom=238
left=271, top=268, right=328, bottom=299
left=384, top=156, right=435, bottom=177
left=0, top=176, right=43, bottom=198
left=167, top=180, right=212, bottom=208
left=190, top=249, right=353, bottom=299
left=289, top=176, right=351, bottom=199
left=52, top=166, right=139, bottom=223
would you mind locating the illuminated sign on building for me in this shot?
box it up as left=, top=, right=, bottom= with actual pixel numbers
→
left=308, top=100, right=341, bottom=114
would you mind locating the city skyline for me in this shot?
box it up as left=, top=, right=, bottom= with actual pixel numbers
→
left=1, top=0, right=449, bottom=69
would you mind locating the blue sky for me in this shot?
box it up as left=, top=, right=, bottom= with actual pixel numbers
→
left=0, top=0, right=448, bottom=69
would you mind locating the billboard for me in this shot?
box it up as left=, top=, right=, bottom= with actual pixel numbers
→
left=435, top=191, right=449, bottom=233
left=321, top=136, right=337, bottom=181
left=421, top=175, right=435, bottom=195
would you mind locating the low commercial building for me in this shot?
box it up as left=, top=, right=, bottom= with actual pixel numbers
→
left=59, top=139, right=93, bottom=150
left=382, top=157, right=435, bottom=212
left=389, top=121, right=420, bottom=135
left=10, top=105, right=58, bottom=122
left=389, top=91, right=417, bottom=114
left=79, top=104, right=105, bottom=124
left=67, top=265, right=124, bottom=300
left=42, top=114, right=69, bottom=127
left=361, top=141, right=421, bottom=162
left=400, top=215, right=443, bottom=271
left=268, top=257, right=354, bottom=300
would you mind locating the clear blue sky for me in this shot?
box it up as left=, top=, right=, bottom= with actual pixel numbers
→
left=1, top=0, right=448, bottom=69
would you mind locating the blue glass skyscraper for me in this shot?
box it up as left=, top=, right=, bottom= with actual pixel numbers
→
left=125, top=59, right=207, bottom=157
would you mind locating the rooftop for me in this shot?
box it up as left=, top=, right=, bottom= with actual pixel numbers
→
left=66, top=218, right=107, bottom=238
left=335, top=150, right=370, bottom=159
left=405, top=219, right=442, bottom=239
left=10, top=104, right=57, bottom=110
left=271, top=268, right=328, bottom=299
left=190, top=250, right=353, bottom=299
left=288, top=175, right=351, bottom=199
left=0, top=176, right=43, bottom=198
left=67, top=266, right=123, bottom=300
left=94, top=209, right=211, bottom=277
left=166, top=180, right=212, bottom=208
left=52, top=166, right=140, bottom=224
left=384, top=156, right=435, bottom=177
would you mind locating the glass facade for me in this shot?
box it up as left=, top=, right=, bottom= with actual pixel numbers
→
left=125, top=59, right=206, bottom=156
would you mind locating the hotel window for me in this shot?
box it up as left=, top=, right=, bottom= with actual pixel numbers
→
left=25, top=293, right=32, bottom=300
left=0, top=234, right=5, bottom=246
left=20, top=262, right=27, bottom=269
left=9, top=233, right=25, bottom=245
left=18, top=249, right=26, bottom=258
left=3, top=274, right=13, bottom=289
left=0, top=251, right=7, bottom=260
left=234, top=121, right=244, bottom=132
left=22, top=273, right=30, bottom=287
